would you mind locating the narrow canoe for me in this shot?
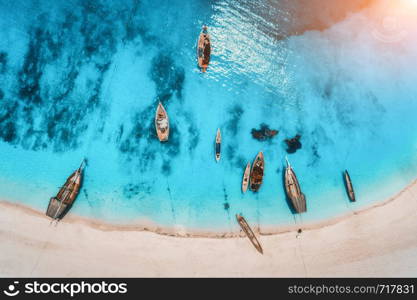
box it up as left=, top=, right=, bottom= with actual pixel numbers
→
left=242, top=162, right=251, bottom=193
left=236, top=214, right=263, bottom=254
left=284, top=157, right=306, bottom=213
left=46, top=160, right=85, bottom=220
left=250, top=152, right=264, bottom=192
left=215, top=128, right=221, bottom=162
left=155, top=102, right=169, bottom=142
left=344, top=170, right=356, bottom=202
left=197, top=26, right=211, bottom=72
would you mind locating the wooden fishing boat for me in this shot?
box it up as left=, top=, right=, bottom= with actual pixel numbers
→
left=344, top=170, right=356, bottom=202
left=155, top=102, right=169, bottom=142
left=242, top=162, right=251, bottom=193
left=236, top=214, right=263, bottom=254
left=250, top=152, right=264, bottom=192
left=46, top=160, right=85, bottom=220
left=197, top=25, right=211, bottom=72
left=284, top=157, right=306, bottom=213
left=215, top=128, right=221, bottom=162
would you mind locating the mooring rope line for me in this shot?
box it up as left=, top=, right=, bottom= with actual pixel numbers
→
left=292, top=212, right=297, bottom=227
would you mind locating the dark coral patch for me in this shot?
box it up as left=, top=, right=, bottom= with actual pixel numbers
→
left=161, top=160, right=171, bottom=176
left=251, top=123, right=278, bottom=141
left=18, top=28, right=45, bottom=105
left=285, top=134, right=302, bottom=154
left=149, top=53, right=185, bottom=102
left=225, top=144, right=236, bottom=161
left=123, top=182, right=152, bottom=200
left=225, top=104, right=244, bottom=136
left=0, top=101, right=19, bottom=144
left=183, top=112, right=200, bottom=153
left=0, top=52, right=7, bottom=73
left=1, top=1, right=153, bottom=153
left=222, top=186, right=230, bottom=211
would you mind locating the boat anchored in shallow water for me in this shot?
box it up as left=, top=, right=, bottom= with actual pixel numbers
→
left=242, top=162, right=251, bottom=193
left=343, top=170, right=356, bottom=202
left=155, top=102, right=169, bottom=142
left=46, top=160, right=85, bottom=221
left=284, top=157, right=306, bottom=213
left=250, top=152, right=264, bottom=192
left=215, top=128, right=221, bottom=162
left=236, top=214, right=263, bottom=254
left=197, top=25, right=211, bottom=72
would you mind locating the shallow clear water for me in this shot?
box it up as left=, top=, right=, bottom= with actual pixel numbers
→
left=0, top=0, right=416, bottom=231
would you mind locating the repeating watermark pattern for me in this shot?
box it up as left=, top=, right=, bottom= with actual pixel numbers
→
left=2, top=281, right=127, bottom=298
left=372, top=15, right=408, bottom=43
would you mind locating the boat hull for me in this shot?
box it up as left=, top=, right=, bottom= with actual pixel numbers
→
left=46, top=169, right=82, bottom=220
left=344, top=170, right=356, bottom=202
left=250, top=152, right=264, bottom=192
left=46, top=197, right=70, bottom=220
left=155, top=102, right=170, bottom=142
left=242, top=162, right=251, bottom=193
left=215, top=128, right=221, bottom=162
left=197, top=30, right=211, bottom=72
left=236, top=214, right=263, bottom=254
left=284, top=166, right=306, bottom=213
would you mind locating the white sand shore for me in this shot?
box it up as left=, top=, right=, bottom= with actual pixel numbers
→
left=1, top=179, right=417, bottom=277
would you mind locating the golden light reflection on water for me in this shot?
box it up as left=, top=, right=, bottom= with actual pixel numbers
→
left=207, top=0, right=295, bottom=105
left=368, top=0, right=417, bottom=44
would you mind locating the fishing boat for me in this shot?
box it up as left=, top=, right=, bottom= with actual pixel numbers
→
left=284, top=157, right=306, bottom=213
left=242, top=162, right=251, bottom=193
left=343, top=170, right=356, bottom=202
left=197, top=25, right=211, bottom=72
left=236, top=214, right=263, bottom=254
left=215, top=128, right=221, bottom=162
left=155, top=102, right=169, bottom=142
left=249, top=152, right=264, bottom=192
left=46, top=160, right=85, bottom=220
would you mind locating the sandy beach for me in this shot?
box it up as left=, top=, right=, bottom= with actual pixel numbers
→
left=1, top=179, right=417, bottom=277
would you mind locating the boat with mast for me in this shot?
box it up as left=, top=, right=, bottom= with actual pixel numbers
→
left=284, top=157, right=306, bottom=213
left=46, top=160, right=85, bottom=221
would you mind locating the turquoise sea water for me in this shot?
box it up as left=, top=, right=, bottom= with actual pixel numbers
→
left=0, top=0, right=417, bottom=231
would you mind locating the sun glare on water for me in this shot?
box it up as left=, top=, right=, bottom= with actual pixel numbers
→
left=398, top=0, right=417, bottom=10
left=370, top=0, right=417, bottom=37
